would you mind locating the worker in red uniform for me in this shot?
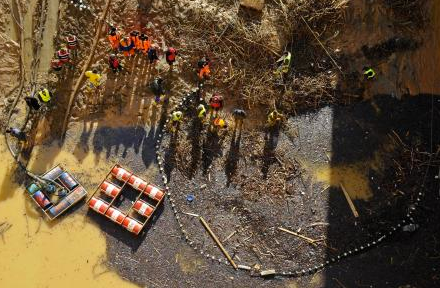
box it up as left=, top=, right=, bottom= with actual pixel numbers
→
left=130, top=30, right=141, bottom=52
left=165, top=47, right=177, bottom=70
left=139, top=33, right=151, bottom=55
left=57, top=47, right=74, bottom=69
left=119, top=36, right=135, bottom=57
left=198, top=57, right=211, bottom=81
left=108, top=54, right=123, bottom=73
left=209, top=93, right=223, bottom=117
left=66, top=34, right=78, bottom=59
left=51, top=59, right=63, bottom=74
left=108, top=26, right=121, bottom=51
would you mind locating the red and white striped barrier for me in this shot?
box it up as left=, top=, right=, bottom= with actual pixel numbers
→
left=128, top=175, right=148, bottom=191
left=122, top=217, right=142, bottom=235
left=144, top=184, right=164, bottom=201
left=89, top=197, right=109, bottom=214
left=100, top=181, right=121, bottom=198
left=105, top=207, right=125, bottom=224
left=133, top=200, right=154, bottom=217
left=111, top=166, right=131, bottom=181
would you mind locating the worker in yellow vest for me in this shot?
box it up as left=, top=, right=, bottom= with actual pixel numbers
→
left=37, top=88, right=52, bottom=104
left=169, top=111, right=183, bottom=133
left=267, top=110, right=284, bottom=127
left=274, top=51, right=292, bottom=76
left=85, top=69, right=102, bottom=91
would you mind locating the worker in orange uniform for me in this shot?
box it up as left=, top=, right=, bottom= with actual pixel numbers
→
left=209, top=93, right=223, bottom=117
left=139, top=33, right=151, bottom=55
left=108, top=26, right=121, bottom=51
left=165, top=47, right=177, bottom=70
left=66, top=34, right=79, bottom=59
left=119, top=36, right=135, bottom=57
left=198, top=57, right=211, bottom=81
left=210, top=117, right=228, bottom=136
left=130, top=30, right=141, bottom=52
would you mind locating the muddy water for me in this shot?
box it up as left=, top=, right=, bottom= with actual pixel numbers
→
left=0, top=142, right=139, bottom=287
left=38, top=0, right=60, bottom=73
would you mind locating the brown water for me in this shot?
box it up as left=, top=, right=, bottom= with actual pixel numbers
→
left=0, top=142, right=139, bottom=288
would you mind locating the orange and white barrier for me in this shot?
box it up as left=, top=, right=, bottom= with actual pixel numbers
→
left=122, top=217, right=142, bottom=235
left=144, top=184, right=164, bottom=201
left=89, top=197, right=109, bottom=214
left=128, top=175, right=147, bottom=191
left=105, top=207, right=125, bottom=224
left=100, top=181, right=121, bottom=198
left=111, top=166, right=131, bottom=181
left=133, top=200, right=154, bottom=217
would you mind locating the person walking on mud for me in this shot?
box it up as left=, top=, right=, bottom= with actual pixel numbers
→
left=148, top=45, right=159, bottom=65
left=108, top=26, right=121, bottom=52
left=197, top=57, right=211, bottom=82
left=232, top=108, right=246, bottom=131
left=108, top=54, right=123, bottom=74
left=170, top=111, right=183, bottom=133
left=150, top=77, right=166, bottom=104
left=5, top=127, right=27, bottom=142
left=66, top=34, right=79, bottom=59
left=165, top=47, right=177, bottom=71
left=197, top=103, right=207, bottom=123
left=85, top=69, right=102, bottom=92
left=209, top=93, right=223, bottom=117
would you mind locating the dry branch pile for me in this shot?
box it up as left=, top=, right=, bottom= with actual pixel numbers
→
left=172, top=0, right=348, bottom=113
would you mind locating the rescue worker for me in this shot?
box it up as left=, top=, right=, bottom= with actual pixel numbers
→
left=148, top=45, right=159, bottom=64
left=108, top=26, right=121, bottom=51
left=139, top=33, right=151, bottom=55
left=25, top=97, right=41, bottom=111
left=209, top=93, right=223, bottom=116
left=119, top=36, right=135, bottom=57
left=198, top=57, right=211, bottom=81
left=108, top=54, right=123, bottom=73
left=129, top=30, right=141, bottom=52
left=363, top=67, right=376, bottom=80
left=165, top=47, right=177, bottom=70
left=170, top=110, right=183, bottom=133
left=57, top=47, right=74, bottom=68
left=232, top=108, right=246, bottom=130
left=274, top=51, right=292, bottom=76
left=5, top=127, right=26, bottom=141
left=85, top=69, right=102, bottom=91
left=196, top=103, right=207, bottom=123
left=51, top=59, right=63, bottom=73
left=267, top=110, right=284, bottom=127
left=150, top=77, right=165, bottom=104
left=66, top=34, right=78, bottom=59
left=37, top=88, right=52, bottom=104
left=210, top=117, right=228, bottom=135
left=25, top=88, right=52, bottom=111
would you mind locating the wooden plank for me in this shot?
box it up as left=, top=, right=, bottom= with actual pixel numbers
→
left=340, top=183, right=359, bottom=218
left=200, top=217, right=237, bottom=269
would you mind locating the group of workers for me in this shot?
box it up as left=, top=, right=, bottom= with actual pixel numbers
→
left=51, top=35, right=79, bottom=73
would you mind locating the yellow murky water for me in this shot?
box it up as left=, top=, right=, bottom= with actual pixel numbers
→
left=305, top=141, right=394, bottom=200
left=0, top=142, right=139, bottom=288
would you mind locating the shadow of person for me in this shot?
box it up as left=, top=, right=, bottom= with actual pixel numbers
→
left=164, top=132, right=178, bottom=180
left=186, top=117, right=203, bottom=179
left=261, top=125, right=280, bottom=179
left=201, top=130, right=222, bottom=174
left=225, top=128, right=242, bottom=186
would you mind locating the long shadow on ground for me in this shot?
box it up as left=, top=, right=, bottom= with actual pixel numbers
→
left=325, top=95, right=440, bottom=287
